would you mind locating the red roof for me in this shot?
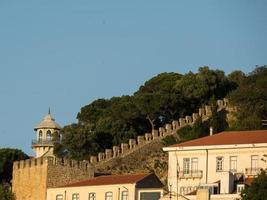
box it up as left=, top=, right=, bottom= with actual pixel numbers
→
left=63, top=173, right=151, bottom=187
left=245, top=177, right=254, bottom=186
left=171, top=130, right=267, bottom=147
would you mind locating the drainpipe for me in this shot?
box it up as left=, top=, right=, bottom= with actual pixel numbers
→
left=118, top=187, right=120, bottom=200
left=206, top=149, right=208, bottom=184
left=64, top=190, right=66, bottom=200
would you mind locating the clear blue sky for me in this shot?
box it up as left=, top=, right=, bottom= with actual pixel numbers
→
left=0, top=1, right=266, bottom=155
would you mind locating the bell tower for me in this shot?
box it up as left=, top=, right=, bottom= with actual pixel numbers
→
left=32, top=109, right=61, bottom=158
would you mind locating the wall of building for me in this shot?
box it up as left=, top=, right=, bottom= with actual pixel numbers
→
left=47, top=183, right=136, bottom=200
left=12, top=157, right=94, bottom=200
left=12, top=158, right=49, bottom=200
left=167, top=145, right=267, bottom=196
left=47, top=183, right=163, bottom=200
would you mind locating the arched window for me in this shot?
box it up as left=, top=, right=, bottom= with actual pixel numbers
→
left=38, top=130, right=43, bottom=142
left=105, top=192, right=113, bottom=200
left=46, top=130, right=52, bottom=142
left=72, top=193, right=79, bottom=200
left=56, top=194, right=63, bottom=200
left=88, top=192, right=96, bottom=200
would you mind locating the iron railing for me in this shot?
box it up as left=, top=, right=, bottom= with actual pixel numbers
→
left=178, top=170, right=203, bottom=179
left=31, top=139, right=54, bottom=146
left=245, top=168, right=261, bottom=176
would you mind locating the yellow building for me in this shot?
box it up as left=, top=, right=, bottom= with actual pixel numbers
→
left=47, top=173, right=164, bottom=200
left=32, top=109, right=61, bottom=157
left=163, top=130, right=267, bottom=200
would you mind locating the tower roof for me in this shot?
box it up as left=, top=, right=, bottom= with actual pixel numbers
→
left=34, top=111, right=61, bottom=130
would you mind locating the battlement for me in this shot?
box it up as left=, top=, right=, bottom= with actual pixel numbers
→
left=92, top=99, right=229, bottom=166
left=12, top=157, right=94, bottom=200
left=13, top=157, right=91, bottom=171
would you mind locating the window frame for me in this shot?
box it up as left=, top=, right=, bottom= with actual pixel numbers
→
left=46, top=130, right=52, bottom=142
left=229, top=156, right=237, bottom=172
left=251, top=155, right=259, bottom=169
left=105, top=191, right=113, bottom=200
left=88, top=192, right=96, bottom=200
left=56, top=194, right=63, bottom=200
left=216, top=156, right=224, bottom=172
left=38, top=130, right=43, bottom=142
left=72, top=193, right=79, bottom=200
left=121, top=191, right=128, bottom=200
left=183, top=158, right=190, bottom=174
left=191, top=157, right=198, bottom=172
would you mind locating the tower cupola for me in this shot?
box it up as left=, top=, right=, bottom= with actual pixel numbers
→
left=32, top=109, right=61, bottom=158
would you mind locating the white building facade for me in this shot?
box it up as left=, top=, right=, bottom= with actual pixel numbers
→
left=47, top=173, right=163, bottom=200
left=163, top=130, right=267, bottom=200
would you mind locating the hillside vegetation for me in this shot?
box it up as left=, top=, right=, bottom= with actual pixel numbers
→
left=54, top=66, right=267, bottom=160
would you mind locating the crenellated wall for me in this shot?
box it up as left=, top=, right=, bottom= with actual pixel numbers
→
left=92, top=99, right=229, bottom=167
left=12, top=157, right=94, bottom=200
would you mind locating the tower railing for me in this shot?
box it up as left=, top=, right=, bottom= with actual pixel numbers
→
left=31, top=139, right=54, bottom=146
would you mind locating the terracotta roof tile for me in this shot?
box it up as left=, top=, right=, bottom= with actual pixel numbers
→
left=245, top=177, right=254, bottom=186
left=63, top=173, right=151, bottom=187
left=170, top=130, right=267, bottom=147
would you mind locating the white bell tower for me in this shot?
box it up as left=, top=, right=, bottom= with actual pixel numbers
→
left=32, top=109, right=61, bottom=158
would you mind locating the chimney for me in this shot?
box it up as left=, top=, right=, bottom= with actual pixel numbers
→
left=209, top=127, right=213, bottom=136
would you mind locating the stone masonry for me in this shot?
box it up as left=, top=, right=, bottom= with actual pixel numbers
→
left=12, top=157, right=94, bottom=200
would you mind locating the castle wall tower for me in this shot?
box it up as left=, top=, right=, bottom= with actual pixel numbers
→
left=32, top=109, right=61, bottom=158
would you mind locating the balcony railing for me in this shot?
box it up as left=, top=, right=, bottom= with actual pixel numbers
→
left=245, top=168, right=261, bottom=176
left=31, top=139, right=54, bottom=146
left=178, top=170, right=203, bottom=179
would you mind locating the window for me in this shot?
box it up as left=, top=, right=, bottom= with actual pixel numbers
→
left=72, top=193, right=79, bottom=200
left=88, top=193, right=96, bottom=200
left=105, top=192, right=113, bottom=200
left=38, top=130, right=43, bottom=142
left=251, top=155, right=259, bottom=169
left=230, top=156, right=237, bottom=172
left=56, top=195, right=63, bottom=200
left=183, top=158, right=190, bottom=174
left=216, top=157, right=223, bottom=171
left=46, top=130, right=52, bottom=142
left=191, top=158, right=198, bottom=172
left=121, top=191, right=128, bottom=200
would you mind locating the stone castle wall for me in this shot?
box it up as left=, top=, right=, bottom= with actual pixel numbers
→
left=91, top=99, right=230, bottom=167
left=12, top=157, right=93, bottom=200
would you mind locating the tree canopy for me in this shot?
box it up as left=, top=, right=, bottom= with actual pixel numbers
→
left=241, top=170, right=267, bottom=200
left=0, top=183, right=15, bottom=200
left=54, top=66, right=267, bottom=160
left=229, top=66, right=267, bottom=130
left=0, top=148, right=29, bottom=184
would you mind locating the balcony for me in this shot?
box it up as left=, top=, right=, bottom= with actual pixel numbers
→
left=178, top=170, right=203, bottom=179
left=245, top=168, right=261, bottom=176
left=31, top=139, right=54, bottom=147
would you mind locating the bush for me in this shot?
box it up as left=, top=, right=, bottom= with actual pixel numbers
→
left=161, top=135, right=177, bottom=146
left=0, top=183, right=16, bottom=200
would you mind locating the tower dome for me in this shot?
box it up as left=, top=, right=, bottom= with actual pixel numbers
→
left=34, top=112, right=61, bottom=130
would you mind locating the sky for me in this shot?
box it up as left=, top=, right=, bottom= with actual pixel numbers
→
left=0, top=0, right=266, bottom=156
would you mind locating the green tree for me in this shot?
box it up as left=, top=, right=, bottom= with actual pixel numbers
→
left=0, top=148, right=28, bottom=184
left=56, top=67, right=238, bottom=159
left=241, top=170, right=267, bottom=200
left=229, top=66, right=267, bottom=130
left=177, top=117, right=208, bottom=142
left=0, top=184, right=15, bottom=200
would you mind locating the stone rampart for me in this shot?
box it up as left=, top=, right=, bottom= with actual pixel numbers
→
left=92, top=99, right=229, bottom=167
left=12, top=157, right=94, bottom=200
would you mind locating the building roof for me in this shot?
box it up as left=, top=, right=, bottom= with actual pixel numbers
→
left=170, top=130, right=267, bottom=148
left=34, top=113, right=61, bottom=130
left=63, top=173, right=152, bottom=187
